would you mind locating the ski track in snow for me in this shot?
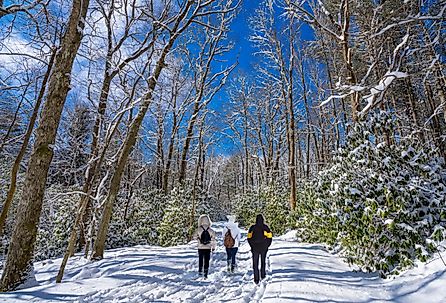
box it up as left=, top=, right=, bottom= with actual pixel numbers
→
left=1, top=223, right=445, bottom=302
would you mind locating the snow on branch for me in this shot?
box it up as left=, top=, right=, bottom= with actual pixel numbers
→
left=360, top=71, right=408, bottom=117
left=0, top=0, right=44, bottom=19
left=371, top=4, right=446, bottom=38
left=319, top=92, right=354, bottom=108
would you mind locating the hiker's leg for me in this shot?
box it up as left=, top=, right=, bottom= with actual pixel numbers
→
left=226, top=247, right=231, bottom=267
left=260, top=250, right=267, bottom=279
left=231, top=248, right=238, bottom=266
left=203, top=249, right=211, bottom=277
left=231, top=248, right=238, bottom=271
left=198, top=249, right=204, bottom=273
left=252, top=250, right=260, bottom=283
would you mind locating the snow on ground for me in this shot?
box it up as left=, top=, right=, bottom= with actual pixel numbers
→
left=1, top=223, right=445, bottom=302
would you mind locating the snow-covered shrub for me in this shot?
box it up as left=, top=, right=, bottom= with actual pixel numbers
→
left=0, top=156, right=20, bottom=261
left=296, top=111, right=446, bottom=276
left=107, top=188, right=167, bottom=249
left=35, top=185, right=78, bottom=261
left=295, top=183, right=339, bottom=246
left=125, top=189, right=166, bottom=245
left=1, top=181, right=77, bottom=262
left=234, top=189, right=263, bottom=228
left=235, top=185, right=290, bottom=235
left=195, top=190, right=227, bottom=223
left=158, top=186, right=193, bottom=247
left=263, top=186, right=290, bottom=235
left=157, top=185, right=232, bottom=247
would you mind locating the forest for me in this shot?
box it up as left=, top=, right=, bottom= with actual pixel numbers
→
left=0, top=0, right=445, bottom=291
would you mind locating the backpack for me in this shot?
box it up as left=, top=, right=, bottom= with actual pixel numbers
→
left=200, top=226, right=211, bottom=245
left=224, top=229, right=235, bottom=248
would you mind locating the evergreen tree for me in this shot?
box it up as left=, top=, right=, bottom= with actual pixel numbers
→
left=235, top=185, right=290, bottom=235
left=158, top=187, right=192, bottom=247
left=296, top=111, right=446, bottom=276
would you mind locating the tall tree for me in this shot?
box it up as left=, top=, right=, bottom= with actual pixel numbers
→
left=91, top=0, right=240, bottom=260
left=250, top=0, right=298, bottom=209
left=0, top=0, right=90, bottom=291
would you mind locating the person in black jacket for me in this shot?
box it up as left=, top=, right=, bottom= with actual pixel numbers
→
left=247, top=214, right=272, bottom=284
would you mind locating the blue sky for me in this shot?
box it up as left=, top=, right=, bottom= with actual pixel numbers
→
left=209, top=0, right=315, bottom=156
left=227, top=0, right=261, bottom=73
left=206, top=0, right=262, bottom=155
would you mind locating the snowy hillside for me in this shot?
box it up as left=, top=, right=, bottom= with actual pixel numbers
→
left=1, top=223, right=445, bottom=302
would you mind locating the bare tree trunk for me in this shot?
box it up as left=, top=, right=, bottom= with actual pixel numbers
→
left=0, top=0, right=89, bottom=291
left=270, top=14, right=297, bottom=209
left=256, top=109, right=268, bottom=183
left=91, top=1, right=197, bottom=259
left=179, top=101, right=200, bottom=183
left=156, top=102, right=165, bottom=189
left=425, top=82, right=446, bottom=161
left=243, top=100, right=250, bottom=193
left=405, top=78, right=425, bottom=142
left=320, top=36, right=342, bottom=149
left=340, top=0, right=359, bottom=122
left=189, top=119, right=205, bottom=240
left=192, top=119, right=205, bottom=198
left=0, top=49, right=56, bottom=236
left=297, top=57, right=313, bottom=178
left=163, top=131, right=177, bottom=193
left=287, top=95, right=297, bottom=209
left=296, top=133, right=304, bottom=179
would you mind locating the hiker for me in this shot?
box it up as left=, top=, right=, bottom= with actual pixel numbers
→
left=223, top=215, right=241, bottom=272
left=193, top=214, right=216, bottom=278
left=247, top=214, right=272, bottom=285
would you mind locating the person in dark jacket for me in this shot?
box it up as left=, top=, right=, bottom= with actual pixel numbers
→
left=247, top=214, right=272, bottom=284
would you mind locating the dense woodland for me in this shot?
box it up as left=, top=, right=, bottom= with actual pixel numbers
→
left=0, top=0, right=445, bottom=291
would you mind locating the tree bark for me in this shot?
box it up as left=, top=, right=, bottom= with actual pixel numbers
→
left=340, top=0, right=359, bottom=122
left=178, top=101, right=200, bottom=183
left=0, top=0, right=89, bottom=291
left=287, top=33, right=296, bottom=210
left=424, top=81, right=446, bottom=161
left=405, top=78, right=425, bottom=142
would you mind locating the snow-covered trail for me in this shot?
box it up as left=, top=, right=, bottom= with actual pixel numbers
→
left=1, top=223, right=445, bottom=302
left=265, top=234, right=446, bottom=303
left=264, top=240, right=385, bottom=302
left=71, top=223, right=265, bottom=303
